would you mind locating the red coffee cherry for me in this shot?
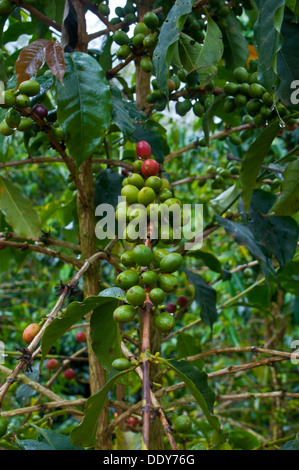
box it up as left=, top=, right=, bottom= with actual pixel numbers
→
left=46, top=359, right=59, bottom=370
left=166, top=302, right=177, bottom=313
left=177, top=295, right=188, bottom=307
left=141, top=159, right=160, bottom=177
left=64, top=368, right=76, bottom=380
left=33, top=104, right=48, bottom=119
left=75, top=330, right=87, bottom=343
left=136, top=140, right=152, bottom=159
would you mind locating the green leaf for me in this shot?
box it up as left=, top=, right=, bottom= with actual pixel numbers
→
left=221, top=12, right=249, bottom=70
left=40, top=288, right=125, bottom=368
left=111, top=86, right=136, bottom=138
left=277, top=9, right=299, bottom=109
left=228, top=428, right=261, bottom=450
left=281, top=437, right=299, bottom=450
left=271, top=160, right=299, bottom=216
left=0, top=176, right=41, bottom=238
left=90, top=300, right=122, bottom=371
left=183, top=268, right=218, bottom=328
left=245, top=189, right=298, bottom=267
left=177, top=333, right=204, bottom=370
left=185, top=250, right=231, bottom=280
left=56, top=52, right=112, bottom=168
left=71, top=368, right=135, bottom=447
left=178, top=13, right=223, bottom=78
left=202, top=94, right=226, bottom=145
left=210, top=184, right=240, bottom=215
left=254, top=0, right=285, bottom=91
left=277, top=261, right=299, bottom=297
left=29, top=425, right=84, bottom=450
left=94, top=168, right=124, bottom=210
left=215, top=215, right=272, bottom=277
left=153, top=0, right=194, bottom=97
left=239, top=120, right=280, bottom=210
left=160, top=358, right=220, bottom=431
left=286, top=0, right=299, bottom=16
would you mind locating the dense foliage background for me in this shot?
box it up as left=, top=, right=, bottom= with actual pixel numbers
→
left=0, top=0, right=298, bottom=451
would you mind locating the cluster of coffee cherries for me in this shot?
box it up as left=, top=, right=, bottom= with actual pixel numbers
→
left=0, top=79, right=65, bottom=140
left=223, top=66, right=296, bottom=129
left=113, top=141, right=185, bottom=336
left=112, top=11, right=160, bottom=74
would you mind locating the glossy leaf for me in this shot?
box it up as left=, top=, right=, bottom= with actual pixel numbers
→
left=271, top=160, right=299, bottom=216
left=15, top=39, right=50, bottom=88
left=90, top=300, right=122, bottom=371
left=95, top=168, right=124, bottom=210
left=153, top=0, right=194, bottom=97
left=245, top=189, right=299, bottom=267
left=40, top=288, right=125, bottom=368
left=45, top=40, right=65, bottom=85
left=277, top=8, right=299, bottom=108
left=183, top=268, right=218, bottom=328
left=254, top=0, right=285, bottom=91
left=221, top=12, right=249, bottom=70
left=71, top=368, right=135, bottom=447
left=56, top=52, right=112, bottom=167
left=178, top=13, right=223, bottom=78
left=160, top=358, right=219, bottom=431
left=239, top=120, right=280, bottom=210
left=0, top=176, right=41, bottom=238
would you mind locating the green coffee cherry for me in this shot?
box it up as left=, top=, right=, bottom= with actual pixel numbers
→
left=143, top=11, right=159, bottom=29
left=3, top=90, right=16, bottom=108
left=113, top=304, right=136, bottom=323
left=116, top=270, right=140, bottom=290
left=139, top=270, right=158, bottom=287
left=233, top=66, right=249, bottom=83
left=153, top=248, right=169, bottom=267
left=173, top=415, right=192, bottom=433
left=19, top=80, right=41, bottom=97
left=160, top=253, right=183, bottom=273
left=112, top=358, right=132, bottom=371
left=140, top=57, right=153, bottom=73
left=158, top=274, right=178, bottom=292
left=113, top=30, right=130, bottom=45
left=138, top=186, right=155, bottom=205
left=15, top=94, right=30, bottom=108
left=132, top=33, right=145, bottom=48
left=133, top=244, right=153, bottom=266
left=116, top=45, right=131, bottom=60
left=159, top=188, right=173, bottom=202
left=134, top=22, right=149, bottom=36
left=128, top=173, right=145, bottom=189
left=154, top=312, right=176, bottom=333
left=5, top=108, right=21, bottom=129
left=126, top=285, right=146, bottom=306
left=17, top=118, right=34, bottom=132
left=0, top=119, right=14, bottom=136
left=149, top=287, right=165, bottom=305
left=120, top=251, right=136, bottom=267
left=132, top=159, right=144, bottom=172
left=121, top=184, right=139, bottom=204
left=145, top=176, right=162, bottom=193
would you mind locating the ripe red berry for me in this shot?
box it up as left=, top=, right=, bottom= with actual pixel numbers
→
left=141, top=159, right=160, bottom=177
left=64, top=368, right=76, bottom=380
left=136, top=140, right=152, bottom=159
left=177, top=295, right=188, bottom=307
left=166, top=302, right=177, bottom=313
left=122, top=168, right=129, bottom=177
left=75, top=330, right=87, bottom=343
left=46, top=359, right=59, bottom=370
left=33, top=104, right=48, bottom=119
left=126, top=417, right=139, bottom=427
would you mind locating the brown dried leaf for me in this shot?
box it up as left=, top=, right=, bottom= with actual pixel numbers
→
left=45, top=40, right=66, bottom=86
left=15, top=39, right=51, bottom=88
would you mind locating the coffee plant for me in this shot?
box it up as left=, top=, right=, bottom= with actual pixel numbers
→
left=0, top=0, right=298, bottom=452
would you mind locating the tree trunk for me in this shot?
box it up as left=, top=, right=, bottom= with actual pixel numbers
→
left=136, top=0, right=165, bottom=451
left=72, top=0, right=111, bottom=450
